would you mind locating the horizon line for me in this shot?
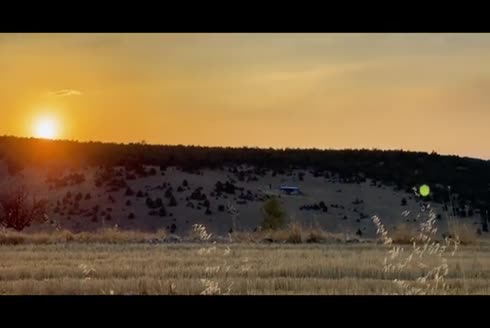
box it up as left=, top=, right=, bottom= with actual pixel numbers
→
left=1, top=134, right=489, bottom=162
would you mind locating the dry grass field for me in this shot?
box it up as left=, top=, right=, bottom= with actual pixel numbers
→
left=0, top=241, right=489, bottom=295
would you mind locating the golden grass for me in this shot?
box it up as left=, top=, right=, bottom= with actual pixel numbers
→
left=391, top=224, right=417, bottom=244
left=231, top=224, right=350, bottom=244
left=0, top=242, right=488, bottom=295
left=381, top=221, right=478, bottom=246
left=0, top=227, right=167, bottom=245
left=447, top=221, right=479, bottom=245
left=0, top=215, right=486, bottom=295
left=0, top=224, right=351, bottom=245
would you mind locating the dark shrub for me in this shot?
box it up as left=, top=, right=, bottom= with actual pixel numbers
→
left=0, top=186, right=48, bottom=231
left=146, top=197, right=155, bottom=208
left=155, top=198, right=163, bottom=208
left=261, top=197, right=286, bottom=230
left=169, top=195, right=177, bottom=207
left=6, top=158, right=24, bottom=176
left=159, top=206, right=167, bottom=217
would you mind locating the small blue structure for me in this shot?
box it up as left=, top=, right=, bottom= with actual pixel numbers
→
left=279, top=185, right=301, bottom=195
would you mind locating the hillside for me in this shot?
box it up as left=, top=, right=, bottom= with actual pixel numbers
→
left=0, top=136, right=489, bottom=236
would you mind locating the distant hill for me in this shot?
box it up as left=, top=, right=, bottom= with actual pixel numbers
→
left=1, top=136, right=489, bottom=213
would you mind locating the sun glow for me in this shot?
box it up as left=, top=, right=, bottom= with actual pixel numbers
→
left=34, top=117, right=58, bottom=139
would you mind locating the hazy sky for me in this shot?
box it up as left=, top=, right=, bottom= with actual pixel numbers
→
left=1, top=33, right=490, bottom=159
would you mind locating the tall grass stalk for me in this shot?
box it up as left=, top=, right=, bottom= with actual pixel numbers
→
left=372, top=206, right=460, bottom=295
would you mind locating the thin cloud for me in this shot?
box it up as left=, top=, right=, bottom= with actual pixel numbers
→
left=48, top=89, right=82, bottom=97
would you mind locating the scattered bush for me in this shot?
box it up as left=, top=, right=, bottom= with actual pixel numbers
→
left=261, top=197, right=287, bottom=230
left=146, top=197, right=155, bottom=208
left=447, top=221, right=478, bottom=245
left=169, top=195, right=178, bottom=207
left=6, top=158, right=24, bottom=176
left=285, top=223, right=302, bottom=243
left=0, top=186, right=48, bottom=231
left=154, top=198, right=163, bottom=208
left=215, top=181, right=237, bottom=195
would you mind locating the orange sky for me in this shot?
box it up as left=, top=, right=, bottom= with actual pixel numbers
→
left=1, top=33, right=490, bottom=159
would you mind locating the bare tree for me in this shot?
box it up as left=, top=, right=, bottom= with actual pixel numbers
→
left=0, top=186, right=48, bottom=231
left=226, top=201, right=240, bottom=232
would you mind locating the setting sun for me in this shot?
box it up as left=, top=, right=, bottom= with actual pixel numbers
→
left=34, top=118, right=58, bottom=140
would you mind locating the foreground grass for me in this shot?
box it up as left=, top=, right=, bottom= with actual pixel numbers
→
left=0, top=225, right=355, bottom=245
left=0, top=242, right=489, bottom=295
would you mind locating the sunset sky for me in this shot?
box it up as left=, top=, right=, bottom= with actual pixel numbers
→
left=1, top=33, right=490, bottom=159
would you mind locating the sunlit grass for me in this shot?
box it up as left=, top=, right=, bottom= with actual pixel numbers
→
left=0, top=242, right=488, bottom=295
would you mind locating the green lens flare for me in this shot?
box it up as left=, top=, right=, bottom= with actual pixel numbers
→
left=419, top=184, right=430, bottom=197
